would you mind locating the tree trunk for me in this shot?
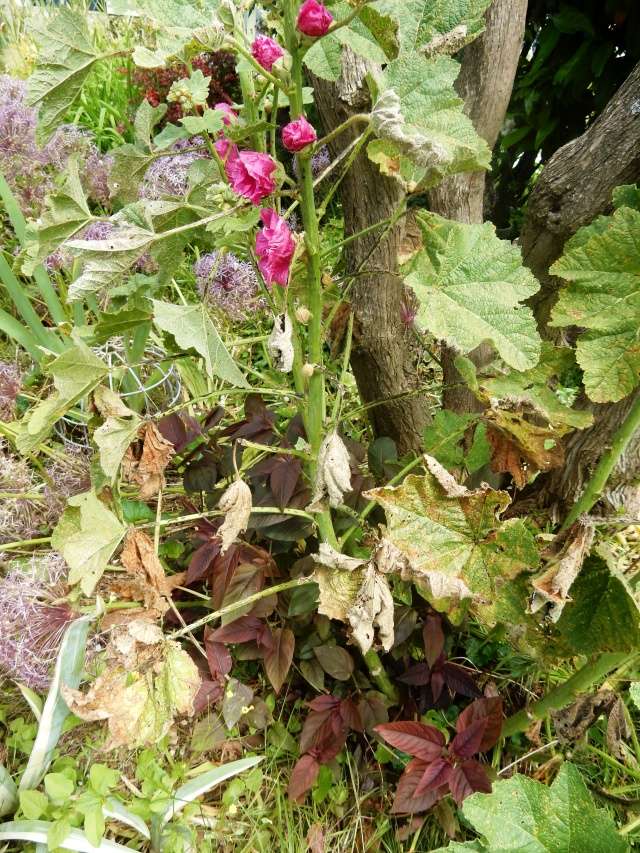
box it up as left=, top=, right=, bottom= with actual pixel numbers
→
left=312, top=55, right=431, bottom=453
left=428, top=0, right=528, bottom=413
left=519, top=61, right=640, bottom=510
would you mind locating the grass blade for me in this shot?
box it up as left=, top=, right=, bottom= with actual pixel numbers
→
left=17, top=683, right=43, bottom=721
left=0, top=820, right=133, bottom=852
left=103, top=798, right=150, bottom=839
left=0, top=254, right=62, bottom=352
left=0, top=307, right=44, bottom=363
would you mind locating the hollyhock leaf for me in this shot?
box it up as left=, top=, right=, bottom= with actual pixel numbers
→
left=405, top=211, right=540, bottom=371
left=461, top=763, right=628, bottom=852
left=374, top=0, right=491, bottom=54
left=313, top=645, right=354, bottom=681
left=263, top=628, right=295, bottom=694
left=27, top=8, right=102, bottom=141
left=122, top=421, right=175, bottom=500
left=108, top=144, right=156, bottom=204
left=414, top=757, right=453, bottom=797
left=423, top=410, right=474, bottom=470
left=303, top=34, right=343, bottom=81
left=152, top=300, right=249, bottom=388
left=456, top=697, right=503, bottom=753
left=374, top=721, right=445, bottom=761
left=392, top=762, right=448, bottom=814
left=95, top=414, right=142, bottom=482
left=288, top=754, right=321, bottom=802
left=134, top=99, right=168, bottom=149
left=449, top=760, right=491, bottom=805
left=52, top=490, right=125, bottom=595
left=450, top=717, right=487, bottom=759
left=423, top=614, right=445, bottom=668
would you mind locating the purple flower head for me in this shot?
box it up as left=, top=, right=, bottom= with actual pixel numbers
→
left=0, top=363, right=21, bottom=422
left=140, top=136, right=210, bottom=199
left=81, top=220, right=115, bottom=241
left=84, top=146, right=113, bottom=207
left=44, top=249, right=71, bottom=273
left=194, top=251, right=263, bottom=320
left=0, top=553, right=77, bottom=690
left=293, top=145, right=331, bottom=181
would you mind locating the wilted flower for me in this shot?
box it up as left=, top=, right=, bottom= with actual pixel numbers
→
left=225, top=150, right=277, bottom=205
left=140, top=137, right=210, bottom=199
left=297, top=0, right=333, bottom=37
left=282, top=116, right=317, bottom=152
left=255, top=209, right=296, bottom=286
left=251, top=35, right=284, bottom=71
left=0, top=553, right=77, bottom=690
left=0, top=362, right=21, bottom=422
left=194, top=251, right=263, bottom=320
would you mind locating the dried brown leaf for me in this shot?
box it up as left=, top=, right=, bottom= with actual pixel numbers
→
left=530, top=520, right=595, bottom=621
left=217, top=479, right=252, bottom=554
left=123, top=422, right=174, bottom=499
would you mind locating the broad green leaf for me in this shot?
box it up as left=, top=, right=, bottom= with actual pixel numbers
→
left=94, top=414, right=142, bottom=482
left=173, top=68, right=210, bottom=107
left=44, top=773, right=74, bottom=801
left=152, top=300, right=248, bottom=388
left=16, top=338, right=109, bottom=454
left=0, top=764, right=17, bottom=818
left=370, top=55, right=491, bottom=190
left=468, top=343, right=593, bottom=431
left=405, top=212, right=541, bottom=371
left=0, top=820, right=132, bottom=852
left=374, top=0, right=491, bottom=54
left=51, top=491, right=125, bottom=594
left=22, top=159, right=93, bottom=275
left=303, top=35, right=343, bottom=81
left=134, top=100, right=168, bottom=149
left=20, top=615, right=93, bottom=790
left=19, top=790, right=48, bottom=820
left=613, top=183, right=640, bottom=211
left=160, top=756, right=263, bottom=823
left=366, top=457, right=538, bottom=623
left=303, top=2, right=386, bottom=81
left=423, top=410, right=491, bottom=473
left=459, top=763, right=628, bottom=852
left=108, top=144, right=156, bottom=204
left=66, top=224, right=155, bottom=301
left=550, top=206, right=640, bottom=402
left=27, top=8, right=102, bottom=140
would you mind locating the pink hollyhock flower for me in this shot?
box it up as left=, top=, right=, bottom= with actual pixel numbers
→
left=256, top=209, right=296, bottom=286
left=251, top=35, right=284, bottom=71
left=215, top=137, right=237, bottom=160
left=226, top=150, right=277, bottom=204
left=297, top=0, right=333, bottom=37
left=214, top=102, right=237, bottom=126
left=282, top=116, right=317, bottom=152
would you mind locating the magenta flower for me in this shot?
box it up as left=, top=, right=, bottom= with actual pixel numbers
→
left=256, top=209, right=296, bottom=287
left=251, top=35, right=285, bottom=71
left=214, top=102, right=237, bottom=126
left=215, top=137, right=237, bottom=161
left=282, top=116, right=317, bottom=152
left=226, top=150, right=277, bottom=205
left=297, top=0, right=333, bottom=37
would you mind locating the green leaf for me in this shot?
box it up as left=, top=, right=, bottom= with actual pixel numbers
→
left=180, top=68, right=210, bottom=106
left=48, top=818, right=72, bottom=850
left=550, top=206, right=640, bottom=402
left=89, top=765, right=120, bottom=796
left=16, top=337, right=109, bottom=454
left=181, top=108, right=225, bottom=136
left=134, top=100, right=168, bottom=149
left=27, top=8, right=102, bottom=140
left=370, top=55, right=491, bottom=190
left=20, top=615, right=93, bottom=790
left=0, top=819, right=133, bottom=852
left=0, top=764, right=18, bottom=818
left=51, top=491, right=125, bottom=595
left=459, top=763, right=628, bottom=852
left=629, top=683, right=640, bottom=711
left=91, top=307, right=153, bottom=344
left=366, top=457, right=538, bottom=623
left=19, top=790, right=48, bottom=820
left=44, top=773, right=74, bottom=801
left=423, top=410, right=474, bottom=469
left=405, top=212, right=541, bottom=371
left=374, top=0, right=491, bottom=54
left=613, top=184, right=640, bottom=212
left=303, top=35, right=343, bottom=81
left=108, top=144, right=155, bottom=204
left=83, top=804, right=105, bottom=848
left=152, top=300, right=249, bottom=388
left=22, top=159, right=93, bottom=275
left=94, top=414, right=142, bottom=482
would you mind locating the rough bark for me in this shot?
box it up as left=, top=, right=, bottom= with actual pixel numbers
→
left=427, top=0, right=528, bottom=413
left=312, top=54, right=431, bottom=453
left=519, top=60, right=640, bottom=510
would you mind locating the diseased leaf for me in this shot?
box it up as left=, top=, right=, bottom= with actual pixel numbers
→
left=460, top=763, right=628, bottom=852
left=153, top=300, right=248, bottom=388
left=27, top=8, right=101, bottom=140
left=550, top=205, right=640, bottom=402
left=221, top=678, right=254, bottom=730
left=217, top=480, right=252, bottom=554
left=119, top=528, right=184, bottom=615
left=485, top=410, right=564, bottom=489
left=405, top=212, right=540, bottom=371
left=52, top=491, right=125, bottom=595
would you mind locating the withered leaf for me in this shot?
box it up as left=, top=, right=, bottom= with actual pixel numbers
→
left=308, top=432, right=352, bottom=511
left=486, top=410, right=565, bottom=489
left=551, top=689, right=616, bottom=744
left=217, top=479, right=252, bottom=554
left=530, top=519, right=595, bottom=621
left=119, top=528, right=185, bottom=614
left=123, top=421, right=175, bottom=499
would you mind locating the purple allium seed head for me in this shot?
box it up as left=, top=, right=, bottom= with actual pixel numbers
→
left=0, top=363, right=21, bottom=422
left=83, top=145, right=113, bottom=207
left=44, top=248, right=71, bottom=274
left=292, top=146, right=331, bottom=182
left=140, top=136, right=210, bottom=200
left=80, top=220, right=115, bottom=241
left=194, top=251, right=264, bottom=321
left=0, top=553, right=77, bottom=690
left=0, top=442, right=42, bottom=543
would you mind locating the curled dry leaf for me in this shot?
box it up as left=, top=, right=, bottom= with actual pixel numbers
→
left=61, top=619, right=200, bottom=749
left=309, top=432, right=352, bottom=511
left=551, top=689, right=616, bottom=745
left=530, top=519, right=595, bottom=621
left=370, top=89, right=449, bottom=169
left=486, top=410, right=565, bottom=490
left=348, top=563, right=394, bottom=654
left=217, top=479, right=252, bottom=553
left=93, top=385, right=137, bottom=418
left=118, top=528, right=186, bottom=615
left=123, top=421, right=175, bottom=499
left=267, top=312, right=294, bottom=373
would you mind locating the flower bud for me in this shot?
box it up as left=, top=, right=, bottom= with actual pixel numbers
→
left=301, top=362, right=315, bottom=379
left=295, top=305, right=312, bottom=324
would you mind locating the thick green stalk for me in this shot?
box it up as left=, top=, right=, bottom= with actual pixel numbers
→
left=561, top=394, right=640, bottom=530
left=363, top=650, right=399, bottom=703
left=502, top=652, right=632, bottom=737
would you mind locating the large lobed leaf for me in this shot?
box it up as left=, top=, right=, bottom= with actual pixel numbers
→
left=373, top=0, right=492, bottom=55
left=404, top=212, right=541, bottom=371
left=550, top=205, right=640, bottom=402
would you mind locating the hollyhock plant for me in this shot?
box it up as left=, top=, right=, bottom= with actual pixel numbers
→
left=251, top=35, right=284, bottom=71
left=226, top=150, right=277, bottom=205
left=255, top=209, right=296, bottom=286
left=214, top=101, right=237, bottom=126
left=297, top=0, right=333, bottom=37
left=282, top=116, right=317, bottom=152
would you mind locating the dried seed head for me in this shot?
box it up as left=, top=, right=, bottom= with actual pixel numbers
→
left=217, top=479, right=252, bottom=553
left=295, top=305, right=312, bottom=325
left=309, top=431, right=352, bottom=510
left=267, top=313, right=295, bottom=373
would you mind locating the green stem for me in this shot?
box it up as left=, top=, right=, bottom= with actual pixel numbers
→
left=227, top=37, right=288, bottom=93
left=314, top=113, right=370, bottom=152
left=561, top=393, right=640, bottom=531
left=0, top=536, right=52, bottom=553
left=502, top=652, right=633, bottom=738
left=363, top=649, right=399, bottom=703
